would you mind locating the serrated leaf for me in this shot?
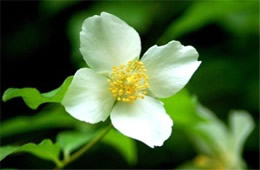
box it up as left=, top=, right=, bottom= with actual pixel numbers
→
left=56, top=131, right=95, bottom=160
left=0, top=139, right=61, bottom=166
left=0, top=146, right=17, bottom=161
left=2, top=76, right=73, bottom=110
left=0, top=105, right=77, bottom=138
left=102, top=129, right=137, bottom=165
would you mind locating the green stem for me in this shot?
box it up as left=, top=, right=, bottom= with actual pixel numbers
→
left=56, top=124, right=112, bottom=169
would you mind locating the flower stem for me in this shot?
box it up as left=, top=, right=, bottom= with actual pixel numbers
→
left=55, top=124, right=112, bottom=169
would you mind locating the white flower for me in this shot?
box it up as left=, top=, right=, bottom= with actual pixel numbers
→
left=62, top=12, right=201, bottom=148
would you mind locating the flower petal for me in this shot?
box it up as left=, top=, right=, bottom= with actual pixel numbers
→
left=141, top=40, right=201, bottom=98
left=80, top=12, right=141, bottom=73
left=62, top=68, right=115, bottom=123
left=110, top=96, right=173, bottom=148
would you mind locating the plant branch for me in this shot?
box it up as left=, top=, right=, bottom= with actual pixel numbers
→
left=55, top=124, right=112, bottom=169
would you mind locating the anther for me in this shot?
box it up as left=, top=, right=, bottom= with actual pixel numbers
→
left=108, top=60, right=149, bottom=103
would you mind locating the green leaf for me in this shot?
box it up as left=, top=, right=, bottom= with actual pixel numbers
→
left=0, top=146, right=18, bottom=161
left=0, top=105, right=78, bottom=138
left=229, top=110, right=254, bottom=155
left=2, top=76, right=73, bottom=109
left=217, top=1, right=258, bottom=37
left=159, top=0, right=255, bottom=42
left=0, top=139, right=61, bottom=166
left=17, top=140, right=61, bottom=165
left=103, top=129, right=137, bottom=165
left=39, top=0, right=78, bottom=17
left=160, top=89, right=205, bottom=129
left=56, top=131, right=95, bottom=160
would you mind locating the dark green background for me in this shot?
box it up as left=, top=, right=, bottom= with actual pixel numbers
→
left=1, top=0, right=259, bottom=169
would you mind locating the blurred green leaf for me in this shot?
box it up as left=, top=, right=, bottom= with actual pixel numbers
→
left=229, top=110, right=254, bottom=155
left=56, top=131, right=95, bottom=160
left=219, top=1, right=258, bottom=37
left=184, top=106, right=255, bottom=169
left=160, top=89, right=205, bottom=129
left=159, top=0, right=257, bottom=42
left=2, top=76, right=73, bottom=110
left=160, top=1, right=228, bottom=41
left=0, top=105, right=77, bottom=138
left=39, top=0, right=78, bottom=17
left=0, top=139, right=61, bottom=166
left=103, top=129, right=137, bottom=166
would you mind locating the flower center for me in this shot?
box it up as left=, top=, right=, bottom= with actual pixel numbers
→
left=107, top=60, right=149, bottom=103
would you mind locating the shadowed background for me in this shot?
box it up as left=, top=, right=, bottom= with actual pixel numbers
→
left=1, top=0, right=259, bottom=169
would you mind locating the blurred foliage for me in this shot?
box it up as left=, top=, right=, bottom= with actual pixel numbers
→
left=0, top=104, right=136, bottom=168
left=56, top=131, right=94, bottom=160
left=161, top=89, right=206, bottom=129
left=0, top=105, right=77, bottom=138
left=0, top=92, right=256, bottom=169
left=39, top=0, right=78, bottom=17
left=159, top=0, right=258, bottom=43
left=178, top=109, right=254, bottom=169
left=103, top=129, right=137, bottom=166
left=1, top=0, right=259, bottom=169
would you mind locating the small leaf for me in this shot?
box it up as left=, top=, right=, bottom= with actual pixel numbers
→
left=56, top=131, right=95, bottom=160
left=2, top=76, right=73, bottom=110
left=0, top=139, right=61, bottom=166
left=17, top=140, right=61, bottom=165
left=102, top=129, right=137, bottom=165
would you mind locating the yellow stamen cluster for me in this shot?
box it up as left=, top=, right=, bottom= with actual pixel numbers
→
left=107, top=60, right=149, bottom=103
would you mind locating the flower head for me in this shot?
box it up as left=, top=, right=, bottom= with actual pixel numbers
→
left=62, top=12, right=201, bottom=147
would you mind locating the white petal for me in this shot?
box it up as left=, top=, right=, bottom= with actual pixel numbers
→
left=80, top=12, right=141, bottom=73
left=141, top=40, right=201, bottom=98
left=229, top=110, right=254, bottom=155
left=110, top=96, right=173, bottom=148
left=62, top=68, right=115, bottom=123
